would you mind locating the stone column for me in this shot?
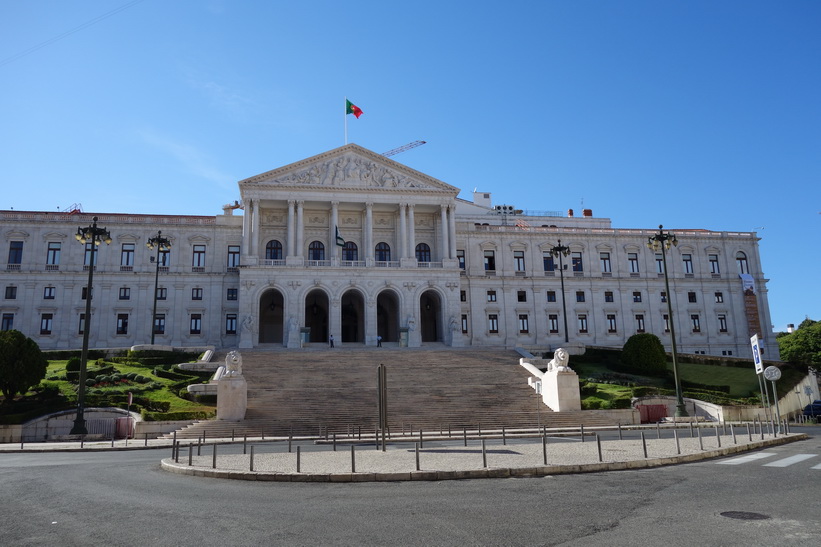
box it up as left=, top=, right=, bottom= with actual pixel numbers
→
left=365, top=202, right=373, bottom=262
left=251, top=199, right=260, bottom=257
left=330, top=201, right=339, bottom=263
left=440, top=204, right=449, bottom=261
left=242, top=200, right=251, bottom=258
left=287, top=199, right=295, bottom=258
left=296, top=200, right=304, bottom=258
left=448, top=203, right=457, bottom=259
left=398, top=204, right=407, bottom=260
left=407, top=204, right=416, bottom=260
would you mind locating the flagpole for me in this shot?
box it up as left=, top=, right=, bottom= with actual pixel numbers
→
left=344, top=96, right=348, bottom=145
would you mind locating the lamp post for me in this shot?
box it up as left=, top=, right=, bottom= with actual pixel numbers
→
left=648, top=224, right=688, bottom=418
left=146, top=231, right=172, bottom=345
left=70, top=217, right=111, bottom=435
left=550, top=240, right=571, bottom=344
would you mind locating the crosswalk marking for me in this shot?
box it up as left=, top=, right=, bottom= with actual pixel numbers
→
left=716, top=452, right=778, bottom=465
left=762, top=454, right=818, bottom=468
left=811, top=464, right=821, bottom=470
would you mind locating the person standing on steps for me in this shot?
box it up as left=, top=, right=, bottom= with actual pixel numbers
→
left=329, top=334, right=334, bottom=348
left=376, top=335, right=382, bottom=347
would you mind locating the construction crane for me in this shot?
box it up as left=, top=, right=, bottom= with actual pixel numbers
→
left=382, top=140, right=426, bottom=158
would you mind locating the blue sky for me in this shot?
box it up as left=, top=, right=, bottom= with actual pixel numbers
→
left=1, top=0, right=819, bottom=333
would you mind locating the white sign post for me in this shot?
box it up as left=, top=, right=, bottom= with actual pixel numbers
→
left=750, top=334, right=770, bottom=419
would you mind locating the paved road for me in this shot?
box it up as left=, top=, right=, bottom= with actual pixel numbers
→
left=2, top=427, right=819, bottom=546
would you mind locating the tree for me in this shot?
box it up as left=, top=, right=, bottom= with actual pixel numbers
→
left=778, top=319, right=821, bottom=365
left=0, top=330, right=48, bottom=405
left=621, top=333, right=668, bottom=375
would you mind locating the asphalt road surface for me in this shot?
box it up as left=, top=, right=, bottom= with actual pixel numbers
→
left=2, top=427, right=819, bottom=546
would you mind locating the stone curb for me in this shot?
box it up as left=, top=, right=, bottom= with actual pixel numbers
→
left=159, top=433, right=808, bottom=482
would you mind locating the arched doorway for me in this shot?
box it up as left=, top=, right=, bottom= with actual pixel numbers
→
left=420, top=290, right=441, bottom=342
left=304, top=289, right=329, bottom=343
left=341, top=290, right=365, bottom=343
left=259, top=289, right=284, bottom=344
left=376, top=290, right=400, bottom=342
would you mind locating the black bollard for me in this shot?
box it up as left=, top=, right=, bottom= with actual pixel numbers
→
left=641, top=432, right=647, bottom=459
left=542, top=434, right=547, bottom=465
left=415, top=442, right=420, bottom=471
left=482, top=439, right=487, bottom=468
left=212, top=443, right=217, bottom=469
left=296, top=446, right=301, bottom=473
left=250, top=445, right=255, bottom=472
left=596, top=433, right=602, bottom=462
left=188, top=443, right=193, bottom=466
left=674, top=429, right=680, bottom=455
left=351, top=445, right=356, bottom=473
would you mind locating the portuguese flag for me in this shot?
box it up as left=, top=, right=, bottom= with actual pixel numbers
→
left=346, top=99, right=363, bottom=119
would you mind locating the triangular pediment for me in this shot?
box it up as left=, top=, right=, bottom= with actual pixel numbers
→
left=239, top=144, right=458, bottom=195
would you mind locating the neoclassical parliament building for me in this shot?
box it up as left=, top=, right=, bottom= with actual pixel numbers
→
left=1, top=144, right=776, bottom=357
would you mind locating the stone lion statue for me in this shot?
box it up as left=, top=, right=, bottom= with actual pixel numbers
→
left=224, top=350, right=243, bottom=377
left=546, top=348, right=571, bottom=372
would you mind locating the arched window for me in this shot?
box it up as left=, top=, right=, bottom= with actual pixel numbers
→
left=375, top=242, right=391, bottom=262
left=342, top=241, right=358, bottom=261
left=265, top=240, right=283, bottom=260
left=416, top=243, right=431, bottom=262
left=736, top=251, right=749, bottom=274
left=308, top=241, right=325, bottom=261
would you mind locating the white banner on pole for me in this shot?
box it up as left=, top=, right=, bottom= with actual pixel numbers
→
left=750, top=334, right=763, bottom=374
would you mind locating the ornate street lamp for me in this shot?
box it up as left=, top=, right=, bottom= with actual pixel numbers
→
left=550, top=240, right=571, bottom=344
left=648, top=225, right=688, bottom=418
left=70, top=217, right=111, bottom=435
left=146, top=231, right=172, bottom=345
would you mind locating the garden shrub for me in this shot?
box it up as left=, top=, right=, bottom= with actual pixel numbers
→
left=621, top=333, right=668, bottom=376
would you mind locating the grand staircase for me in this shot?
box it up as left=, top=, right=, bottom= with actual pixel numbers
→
left=166, top=347, right=617, bottom=439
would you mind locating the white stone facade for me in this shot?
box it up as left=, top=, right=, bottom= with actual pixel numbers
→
left=0, top=144, right=776, bottom=357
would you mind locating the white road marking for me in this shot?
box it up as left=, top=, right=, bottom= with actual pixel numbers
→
left=716, top=452, right=778, bottom=465
left=762, top=454, right=818, bottom=467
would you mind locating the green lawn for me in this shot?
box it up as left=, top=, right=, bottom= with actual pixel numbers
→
left=672, top=361, right=761, bottom=397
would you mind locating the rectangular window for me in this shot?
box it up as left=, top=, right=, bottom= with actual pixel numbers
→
left=483, top=250, right=496, bottom=271
left=78, top=313, right=85, bottom=335
left=1, top=313, right=13, bottom=331
left=655, top=253, right=664, bottom=274
left=517, top=290, right=527, bottom=303
left=660, top=291, right=667, bottom=303
left=226, top=314, right=237, bottom=335
left=571, top=252, right=583, bottom=272
left=460, top=290, right=466, bottom=302
left=84, top=242, right=97, bottom=266
left=487, top=290, right=497, bottom=302
left=682, top=253, right=693, bottom=274
left=688, top=291, right=697, bottom=303
left=663, top=314, right=670, bottom=333
left=575, top=291, right=585, bottom=303
left=578, top=314, right=588, bottom=333
left=81, top=286, right=92, bottom=300
left=549, top=314, right=559, bottom=333
left=457, top=249, right=465, bottom=270
left=635, top=314, right=645, bottom=333
left=192, top=288, right=203, bottom=301
left=154, top=314, right=166, bottom=335
left=604, top=291, right=614, bottom=303
left=546, top=290, right=556, bottom=303
left=488, top=314, right=499, bottom=333
left=46, top=242, right=61, bottom=265
left=43, top=286, right=55, bottom=299
left=600, top=252, right=611, bottom=273
left=5, top=286, right=17, bottom=299
left=121, top=243, right=135, bottom=267
left=543, top=252, right=555, bottom=272
left=190, top=314, right=202, bottom=335
left=709, top=254, right=720, bottom=274
left=607, top=314, right=617, bottom=333
left=227, top=288, right=238, bottom=301
left=119, top=287, right=130, bottom=300
left=192, top=245, right=206, bottom=268
left=518, top=314, right=529, bottom=333
left=156, top=287, right=167, bottom=300
left=40, top=313, right=53, bottom=335
left=632, top=291, right=642, bottom=303
left=514, top=251, right=525, bottom=272
left=628, top=252, right=639, bottom=273
left=8, top=241, right=23, bottom=264
left=158, top=248, right=170, bottom=267
left=116, top=314, right=129, bottom=335
left=714, top=292, right=724, bottom=303
left=461, top=314, right=468, bottom=334
left=718, top=314, right=728, bottom=333
left=227, top=245, right=240, bottom=269
left=691, top=314, right=701, bottom=332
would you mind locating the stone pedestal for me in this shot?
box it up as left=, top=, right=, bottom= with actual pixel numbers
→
left=217, top=376, right=247, bottom=421
left=542, top=368, right=582, bottom=412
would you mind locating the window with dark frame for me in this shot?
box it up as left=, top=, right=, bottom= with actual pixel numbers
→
left=8, top=241, right=23, bottom=264
left=571, top=252, right=583, bottom=272
left=549, top=314, right=559, bottom=333
left=265, top=240, right=283, bottom=260
left=192, top=288, right=203, bottom=300
left=308, top=241, right=325, bottom=261
left=154, top=314, right=166, bottom=335
left=635, top=314, right=645, bottom=333
left=628, top=252, right=639, bottom=273
left=342, top=241, right=358, bottom=261
left=227, top=245, right=240, bottom=268
left=116, top=313, right=129, bottom=335
left=488, top=314, right=499, bottom=333
left=78, top=313, right=85, bottom=335
left=688, top=291, right=697, bottom=303
left=575, top=291, right=585, bottom=303
left=632, top=291, right=642, bottom=303
left=2, top=313, right=14, bottom=331
left=600, top=252, right=611, bottom=273
left=43, top=286, right=55, bottom=299
left=375, top=242, right=391, bottom=262
left=192, top=244, right=206, bottom=268
left=227, top=288, right=238, bottom=301
left=607, top=314, right=617, bottom=333
left=456, top=249, right=465, bottom=270
left=460, top=290, right=466, bottom=302
left=484, top=250, right=496, bottom=271
left=715, top=292, right=724, bottom=303
left=691, top=314, right=701, bottom=332
left=5, top=286, right=17, bottom=299
left=718, top=314, right=728, bottom=333
left=46, top=242, right=61, bottom=265
left=577, top=314, right=588, bottom=333
left=518, top=314, right=529, bottom=333
left=156, top=287, right=167, bottom=300
left=517, top=290, right=527, bottom=302
left=487, top=290, right=497, bottom=302
left=121, top=243, right=135, bottom=267
left=119, top=287, right=130, bottom=300
left=415, top=243, right=431, bottom=262
left=547, top=290, right=557, bottom=303
left=226, top=314, right=237, bottom=335
left=682, top=253, right=693, bottom=274
left=461, top=314, right=468, bottom=333
left=543, top=252, right=555, bottom=272
left=709, top=254, right=720, bottom=274
left=190, top=313, right=202, bottom=335
left=605, top=291, right=614, bottom=303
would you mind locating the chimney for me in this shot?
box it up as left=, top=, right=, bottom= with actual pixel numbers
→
left=567, top=209, right=574, bottom=217
left=582, top=209, right=592, bottom=217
